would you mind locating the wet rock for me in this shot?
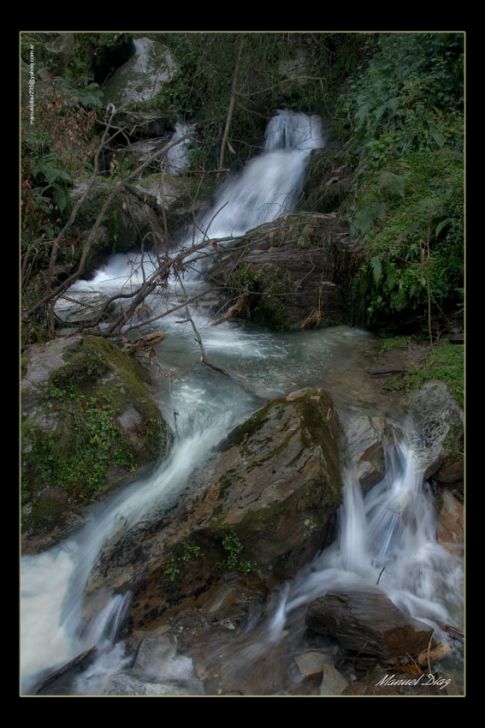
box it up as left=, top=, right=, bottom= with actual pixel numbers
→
left=437, top=489, right=464, bottom=557
left=436, top=457, right=464, bottom=486
left=294, top=651, right=327, bottom=677
left=87, top=388, right=342, bottom=629
left=306, top=589, right=433, bottom=660
left=104, top=38, right=176, bottom=106
left=54, top=291, right=115, bottom=324
left=133, top=635, right=177, bottom=680
left=208, top=212, right=361, bottom=330
left=408, top=381, right=463, bottom=479
left=319, top=662, right=348, bottom=695
left=105, top=672, right=202, bottom=696
left=34, top=647, right=97, bottom=695
left=344, top=414, right=386, bottom=492
left=22, top=335, right=170, bottom=553
left=71, top=179, right=166, bottom=257
left=105, top=635, right=203, bottom=695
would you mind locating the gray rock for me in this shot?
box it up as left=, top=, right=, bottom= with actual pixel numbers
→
left=294, top=651, right=327, bottom=677
left=133, top=636, right=177, bottom=681
left=105, top=673, right=197, bottom=696
left=319, top=662, right=348, bottom=695
left=54, top=291, right=114, bottom=324
left=104, top=38, right=176, bottom=106
left=407, top=381, right=463, bottom=478
left=344, top=414, right=386, bottom=492
left=22, top=336, right=170, bottom=554
left=22, top=335, right=81, bottom=391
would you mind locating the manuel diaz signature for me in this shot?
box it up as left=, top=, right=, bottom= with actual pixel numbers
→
left=375, top=673, right=451, bottom=690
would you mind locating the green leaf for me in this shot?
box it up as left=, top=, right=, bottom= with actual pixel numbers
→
left=377, top=170, right=406, bottom=198
left=53, top=186, right=68, bottom=212
left=435, top=218, right=451, bottom=236
left=370, top=256, right=382, bottom=284
left=352, top=202, right=387, bottom=235
left=430, top=126, right=445, bottom=148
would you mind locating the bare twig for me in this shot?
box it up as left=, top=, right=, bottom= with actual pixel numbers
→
left=25, top=130, right=194, bottom=320
left=376, top=566, right=386, bottom=585
left=218, top=37, right=244, bottom=174
left=174, top=270, right=228, bottom=377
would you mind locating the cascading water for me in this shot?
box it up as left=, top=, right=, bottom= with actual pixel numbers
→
left=280, top=439, right=463, bottom=628
left=189, top=111, right=323, bottom=243
left=21, top=110, right=463, bottom=695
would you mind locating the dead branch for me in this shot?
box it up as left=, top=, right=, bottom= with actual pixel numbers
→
left=367, top=368, right=407, bottom=376
left=211, top=292, right=249, bottom=326
left=174, top=270, right=229, bottom=377
left=218, top=37, right=244, bottom=174
left=24, top=130, right=194, bottom=321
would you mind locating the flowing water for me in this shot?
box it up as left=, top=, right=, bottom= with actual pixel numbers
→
left=21, top=111, right=463, bottom=695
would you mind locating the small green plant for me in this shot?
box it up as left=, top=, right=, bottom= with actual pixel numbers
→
left=163, top=541, right=202, bottom=582
left=216, top=531, right=257, bottom=574
left=378, top=335, right=411, bottom=354
left=164, top=561, right=181, bottom=582
left=383, top=342, right=463, bottom=406
left=179, top=541, right=201, bottom=562
left=405, top=342, right=463, bottom=407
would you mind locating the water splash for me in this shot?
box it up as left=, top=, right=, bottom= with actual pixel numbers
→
left=262, top=439, right=463, bottom=647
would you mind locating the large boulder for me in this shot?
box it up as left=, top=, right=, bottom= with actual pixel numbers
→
left=22, top=335, right=171, bottom=553
left=407, top=381, right=463, bottom=482
left=208, top=212, right=361, bottom=330
left=103, top=37, right=176, bottom=107
left=298, top=148, right=354, bottom=214
left=86, top=388, right=343, bottom=630
left=306, top=589, right=433, bottom=660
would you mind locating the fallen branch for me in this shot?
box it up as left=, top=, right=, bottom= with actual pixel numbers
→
left=367, top=368, right=407, bottom=376
left=25, top=130, right=194, bottom=320
left=175, top=272, right=230, bottom=377
left=211, top=292, right=249, bottom=326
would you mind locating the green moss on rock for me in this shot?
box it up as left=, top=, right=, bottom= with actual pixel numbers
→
left=22, top=336, right=170, bottom=544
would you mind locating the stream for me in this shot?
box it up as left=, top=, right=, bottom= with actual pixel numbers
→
left=21, top=111, right=463, bottom=695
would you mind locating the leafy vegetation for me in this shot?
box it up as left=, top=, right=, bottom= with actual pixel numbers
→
left=335, top=34, right=464, bottom=332
left=163, top=541, right=202, bottom=582
left=155, top=33, right=368, bottom=171
left=22, top=336, right=166, bottom=535
left=216, top=531, right=256, bottom=575
left=386, top=342, right=463, bottom=407
left=377, top=335, right=412, bottom=354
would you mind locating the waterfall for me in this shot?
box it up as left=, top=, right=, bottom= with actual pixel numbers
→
left=21, top=110, right=462, bottom=695
left=67, top=109, right=323, bottom=297
left=264, top=438, right=463, bottom=642
left=188, top=110, right=323, bottom=244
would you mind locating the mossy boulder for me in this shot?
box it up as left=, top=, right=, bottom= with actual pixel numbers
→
left=86, top=388, right=343, bottom=630
left=298, top=148, right=354, bottom=214
left=22, top=335, right=171, bottom=553
left=208, top=212, right=361, bottom=330
left=104, top=37, right=176, bottom=107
